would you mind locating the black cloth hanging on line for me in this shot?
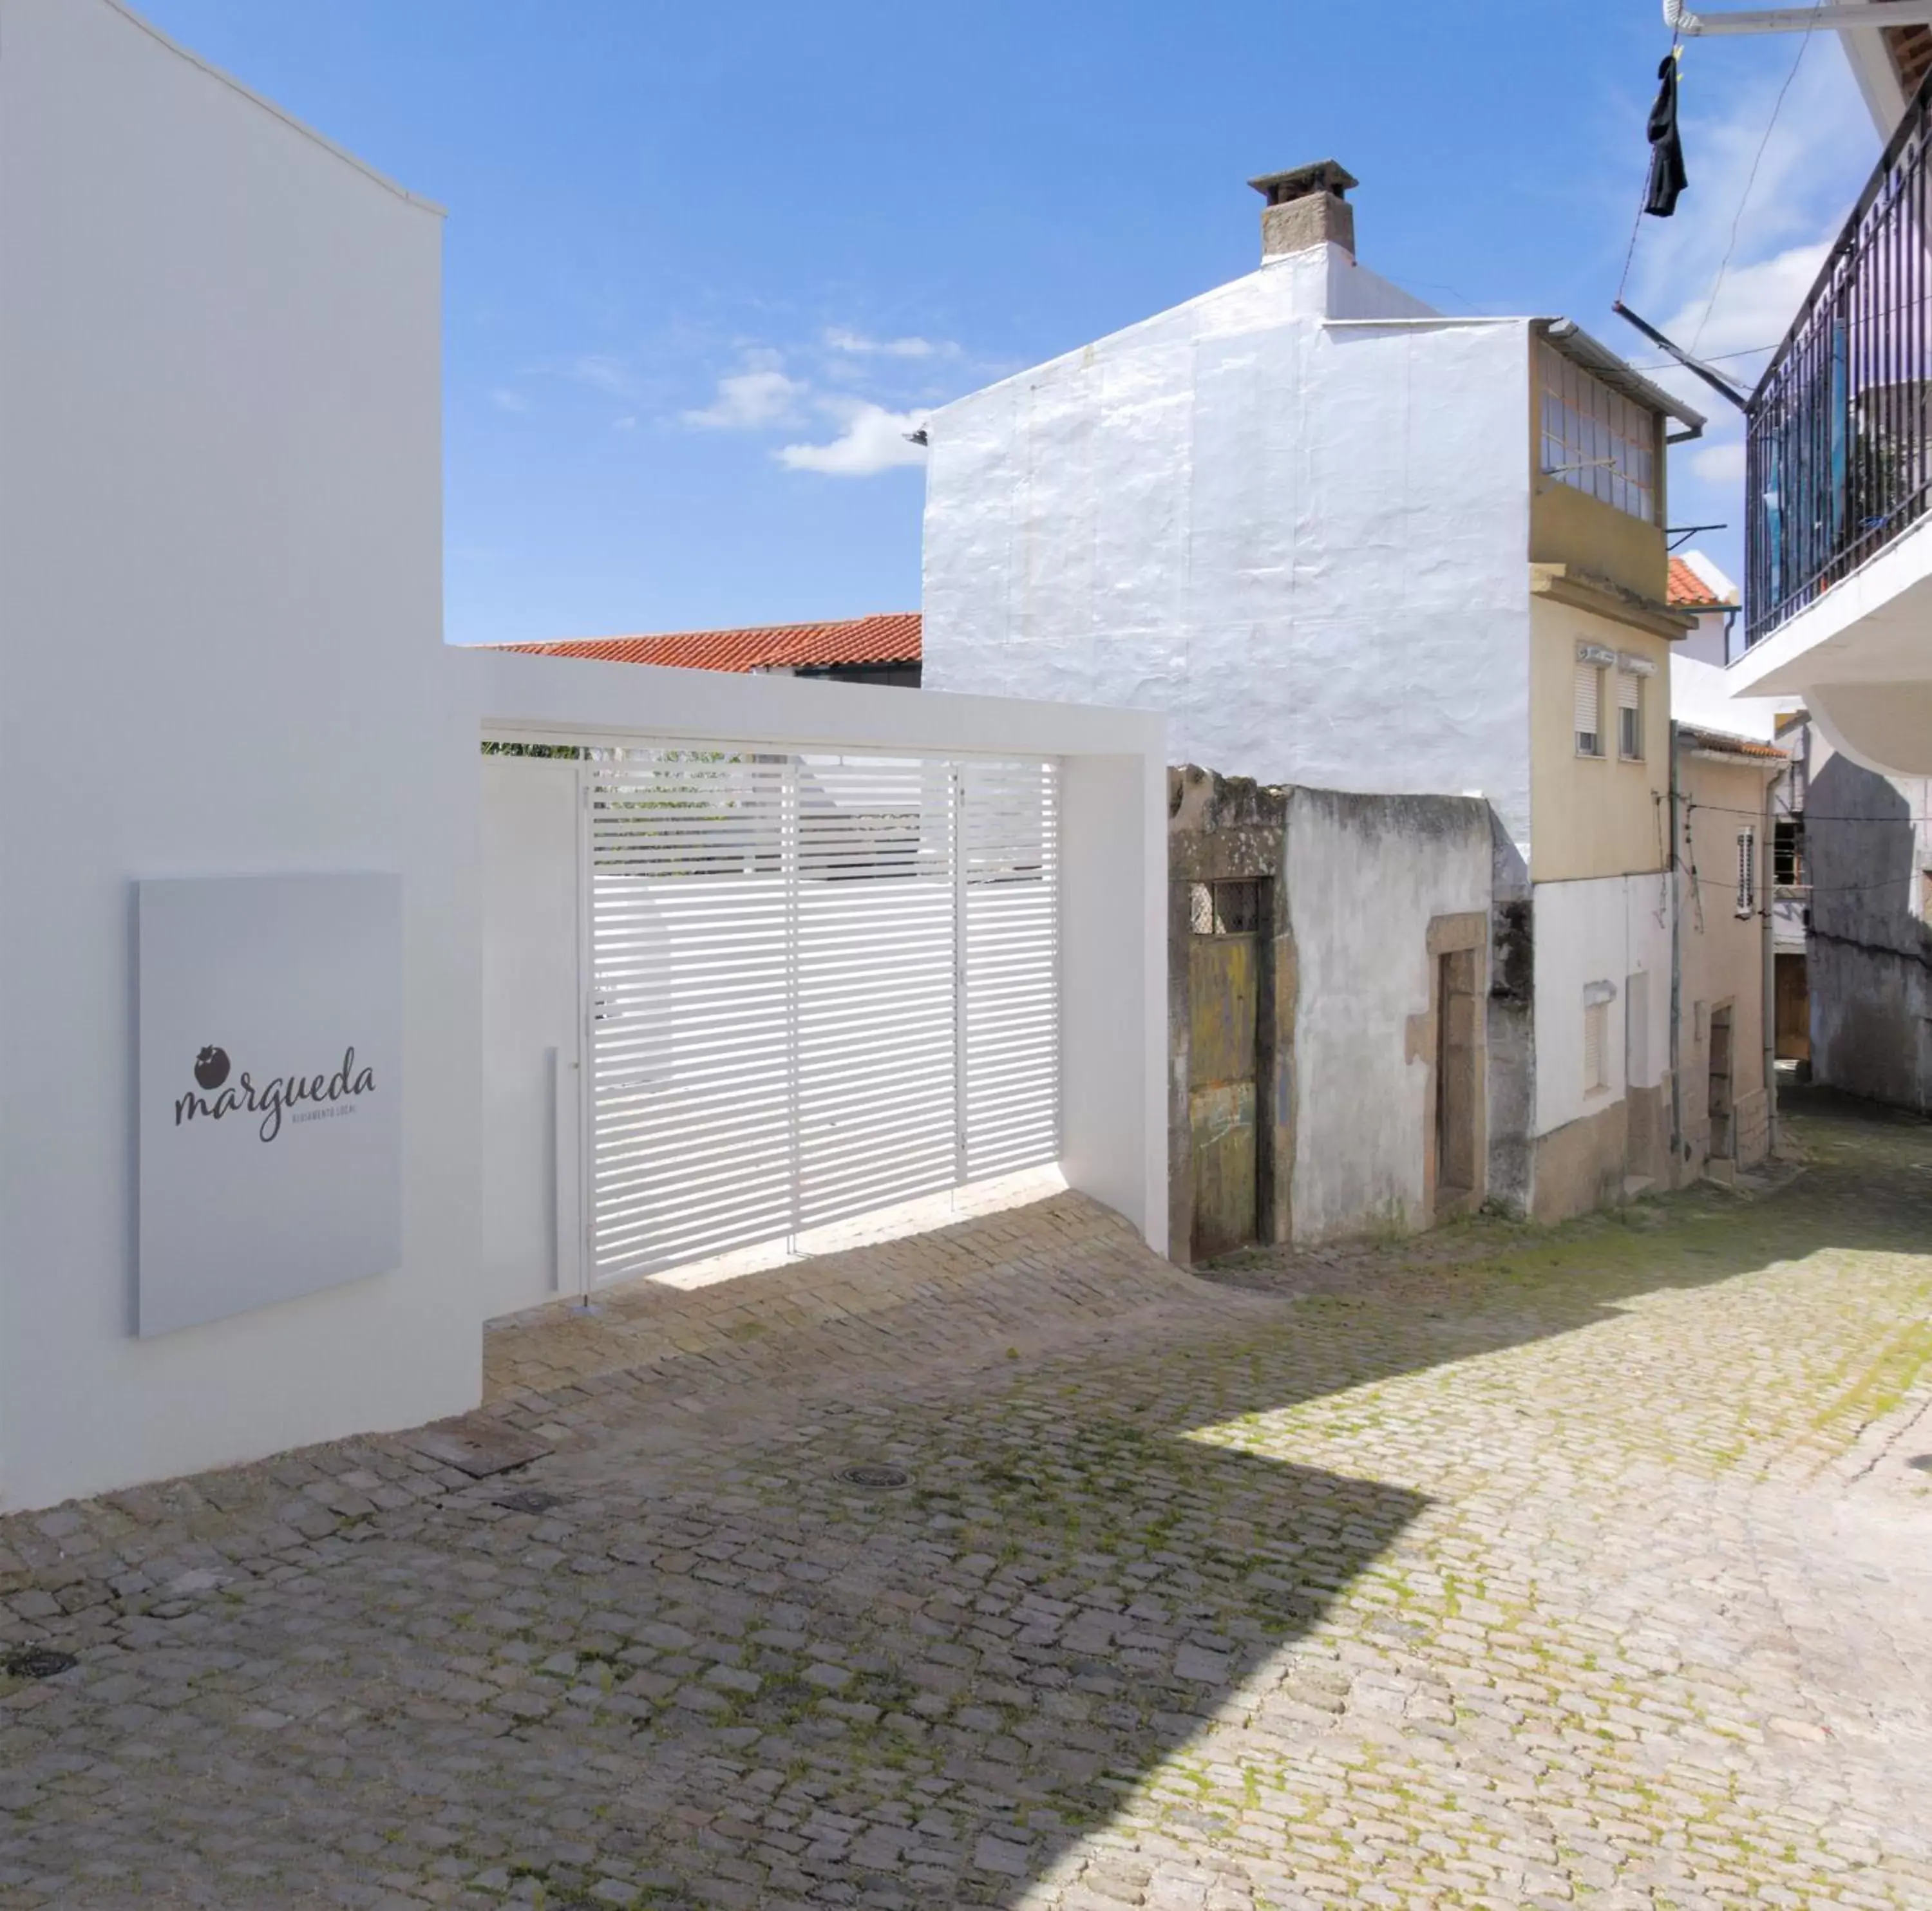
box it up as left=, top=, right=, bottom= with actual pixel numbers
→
left=1645, top=53, right=1687, bottom=217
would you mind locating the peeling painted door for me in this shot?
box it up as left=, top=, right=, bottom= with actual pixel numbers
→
left=1188, top=894, right=1260, bottom=1261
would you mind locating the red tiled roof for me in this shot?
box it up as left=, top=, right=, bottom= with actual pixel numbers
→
left=1679, top=724, right=1786, bottom=761
left=498, top=612, right=920, bottom=673
left=1666, top=558, right=1732, bottom=610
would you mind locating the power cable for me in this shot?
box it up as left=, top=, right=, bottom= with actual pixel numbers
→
left=1689, top=5, right=1823, bottom=356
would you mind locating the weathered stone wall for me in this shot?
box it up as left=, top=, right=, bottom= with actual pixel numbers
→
left=1167, top=768, right=1291, bottom=1264
left=1488, top=815, right=1535, bottom=1218
left=1807, top=753, right=1932, bottom=1114
left=1168, top=768, right=1524, bottom=1258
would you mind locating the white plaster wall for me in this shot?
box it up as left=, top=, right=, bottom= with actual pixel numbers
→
left=1531, top=876, right=1672, bottom=1136
left=922, top=254, right=1536, bottom=844
left=460, top=649, right=1171, bottom=1312
left=1670, top=654, right=1790, bottom=742
left=0, top=0, right=470, bottom=1508
left=1285, top=792, right=1495, bottom=1242
left=0, top=0, right=1173, bottom=1514
left=480, top=759, right=583, bottom=1318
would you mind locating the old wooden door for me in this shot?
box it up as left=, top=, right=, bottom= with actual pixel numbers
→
left=1188, top=882, right=1261, bottom=1261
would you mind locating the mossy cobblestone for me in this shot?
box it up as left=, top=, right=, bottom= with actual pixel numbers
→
left=0, top=1091, right=1929, bottom=1906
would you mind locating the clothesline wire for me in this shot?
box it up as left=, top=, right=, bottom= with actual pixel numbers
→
left=1690, top=872, right=1926, bottom=899
left=1683, top=798, right=1932, bottom=826
left=1616, top=29, right=1683, bottom=306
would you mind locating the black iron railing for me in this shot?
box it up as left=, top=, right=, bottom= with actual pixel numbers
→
left=1745, top=69, right=1932, bottom=647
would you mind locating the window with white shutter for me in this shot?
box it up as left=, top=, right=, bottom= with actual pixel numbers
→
left=1736, top=829, right=1757, bottom=916
left=1616, top=669, right=1643, bottom=760
left=1575, top=663, right=1604, bottom=757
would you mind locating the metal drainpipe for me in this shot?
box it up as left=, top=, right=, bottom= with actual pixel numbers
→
left=1668, top=720, right=1684, bottom=1181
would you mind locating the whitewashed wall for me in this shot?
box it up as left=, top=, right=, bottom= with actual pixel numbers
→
left=1531, top=876, right=1672, bottom=1136
left=0, top=2, right=1173, bottom=1513
left=0, top=0, right=470, bottom=1509
left=466, top=652, right=1169, bottom=1327
left=480, top=759, right=583, bottom=1317
left=1671, top=654, right=1788, bottom=742
left=922, top=248, right=1537, bottom=846
left=1285, top=791, right=1495, bottom=1241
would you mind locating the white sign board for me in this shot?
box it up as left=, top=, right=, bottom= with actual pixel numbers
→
left=138, top=874, right=402, bottom=1337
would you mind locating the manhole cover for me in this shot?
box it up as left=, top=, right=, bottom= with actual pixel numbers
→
left=497, top=1489, right=565, bottom=1514
left=837, top=1464, right=910, bottom=1490
left=1, top=1646, right=77, bottom=1680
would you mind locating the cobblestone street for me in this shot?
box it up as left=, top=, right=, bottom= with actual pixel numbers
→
left=3, top=1089, right=1931, bottom=1908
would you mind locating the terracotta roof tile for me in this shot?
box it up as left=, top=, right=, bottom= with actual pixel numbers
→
left=498, top=612, right=920, bottom=673
left=1666, top=557, right=1732, bottom=610
left=1679, top=724, right=1786, bottom=760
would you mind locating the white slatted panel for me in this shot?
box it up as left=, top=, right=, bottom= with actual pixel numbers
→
left=963, top=758, right=1061, bottom=1179
left=586, top=756, right=793, bottom=1282
left=794, top=757, right=958, bottom=1229
left=581, top=745, right=1059, bottom=1283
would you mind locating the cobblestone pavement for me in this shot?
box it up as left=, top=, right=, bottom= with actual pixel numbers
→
left=3, top=1091, right=1932, bottom=1908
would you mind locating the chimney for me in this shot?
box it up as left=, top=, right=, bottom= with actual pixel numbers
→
left=1249, top=160, right=1358, bottom=261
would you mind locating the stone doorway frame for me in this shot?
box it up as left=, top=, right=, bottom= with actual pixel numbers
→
left=1417, top=912, right=1490, bottom=1222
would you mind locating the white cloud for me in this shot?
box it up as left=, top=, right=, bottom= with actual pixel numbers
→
left=777, top=400, right=929, bottom=476
left=565, top=353, right=639, bottom=399
left=683, top=349, right=806, bottom=430
left=1626, top=41, right=1874, bottom=362
left=1690, top=438, right=1746, bottom=484
left=489, top=386, right=529, bottom=414
left=824, top=327, right=956, bottom=360
left=1661, top=240, right=1830, bottom=367
left=1607, top=42, right=1879, bottom=572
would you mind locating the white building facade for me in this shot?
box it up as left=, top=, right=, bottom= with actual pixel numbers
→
left=922, top=168, right=1705, bottom=1221
left=0, top=0, right=1168, bottom=1513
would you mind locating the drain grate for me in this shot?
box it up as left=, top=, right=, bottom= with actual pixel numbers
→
left=1, top=1646, right=77, bottom=1680
left=497, top=1489, right=565, bottom=1514
left=837, top=1464, right=911, bottom=1491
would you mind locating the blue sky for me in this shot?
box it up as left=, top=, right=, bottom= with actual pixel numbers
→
left=137, top=0, right=1879, bottom=644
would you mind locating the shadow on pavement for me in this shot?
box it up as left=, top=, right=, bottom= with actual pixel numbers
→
left=1, top=1091, right=1928, bottom=1905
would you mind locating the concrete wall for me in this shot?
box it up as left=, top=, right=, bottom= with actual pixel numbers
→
left=480, top=758, right=583, bottom=1315
left=1528, top=597, right=1673, bottom=883
left=1677, top=749, right=1777, bottom=1172
left=0, top=1, right=1174, bottom=1512
left=1164, top=771, right=1504, bottom=1252
left=1530, top=873, right=1672, bottom=1218
left=1806, top=751, right=1932, bottom=1113
left=920, top=251, right=1540, bottom=849
left=1285, top=790, right=1498, bottom=1243
left=467, top=652, right=1173, bottom=1319
left=0, top=0, right=469, bottom=1509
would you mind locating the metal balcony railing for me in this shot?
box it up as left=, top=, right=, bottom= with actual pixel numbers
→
left=1745, top=68, right=1932, bottom=648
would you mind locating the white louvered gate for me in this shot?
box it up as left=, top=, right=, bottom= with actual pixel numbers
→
left=582, top=748, right=1059, bottom=1286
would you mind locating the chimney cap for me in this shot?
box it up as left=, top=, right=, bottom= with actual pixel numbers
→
left=1247, top=160, right=1358, bottom=208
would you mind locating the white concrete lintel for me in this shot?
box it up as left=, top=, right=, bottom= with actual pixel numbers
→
left=1729, top=514, right=1932, bottom=697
